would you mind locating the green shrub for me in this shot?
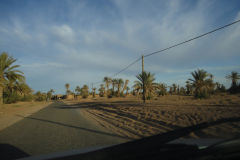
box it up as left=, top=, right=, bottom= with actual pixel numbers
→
left=34, top=91, right=47, bottom=101
left=3, top=91, right=21, bottom=104
left=99, top=93, right=104, bottom=97
left=80, top=85, right=89, bottom=98
left=35, top=96, right=45, bottom=101
left=82, top=94, right=88, bottom=99
left=146, top=94, right=154, bottom=100
left=194, top=89, right=210, bottom=99
left=21, top=95, right=33, bottom=102
left=120, top=92, right=125, bottom=97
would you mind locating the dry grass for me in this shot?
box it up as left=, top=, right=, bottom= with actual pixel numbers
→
left=0, top=101, right=51, bottom=114
left=0, top=101, right=52, bottom=131
left=66, top=94, right=240, bottom=139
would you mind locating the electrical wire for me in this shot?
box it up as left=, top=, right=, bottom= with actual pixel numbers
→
left=144, top=19, right=240, bottom=58
left=92, top=19, right=240, bottom=86
left=111, top=57, right=142, bottom=77
left=92, top=57, right=141, bottom=86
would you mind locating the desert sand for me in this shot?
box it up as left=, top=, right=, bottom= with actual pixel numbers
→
left=65, top=94, right=240, bottom=139
left=1, top=94, right=240, bottom=140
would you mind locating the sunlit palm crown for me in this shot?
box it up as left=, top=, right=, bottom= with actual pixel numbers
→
left=188, top=69, right=213, bottom=89
left=0, top=52, right=25, bottom=86
left=226, top=71, right=240, bottom=85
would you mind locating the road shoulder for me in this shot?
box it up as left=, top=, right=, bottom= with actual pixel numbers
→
left=0, top=101, right=52, bottom=131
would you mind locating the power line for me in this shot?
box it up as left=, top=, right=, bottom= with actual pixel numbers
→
left=92, top=81, right=102, bottom=85
left=111, top=57, right=142, bottom=77
left=144, top=19, right=240, bottom=58
left=92, top=57, right=141, bottom=86
left=92, top=19, right=240, bottom=86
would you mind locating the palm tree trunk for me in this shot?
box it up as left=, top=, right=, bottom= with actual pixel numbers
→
left=106, top=84, right=109, bottom=96
left=117, top=85, right=120, bottom=97
left=0, top=86, right=3, bottom=105
left=143, top=86, right=146, bottom=103
left=126, top=89, right=129, bottom=96
left=121, top=80, right=129, bottom=95
left=112, top=84, right=115, bottom=96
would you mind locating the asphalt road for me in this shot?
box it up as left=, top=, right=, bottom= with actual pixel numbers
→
left=0, top=101, right=129, bottom=157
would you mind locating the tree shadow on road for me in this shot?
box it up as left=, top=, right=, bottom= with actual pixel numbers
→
left=54, top=101, right=144, bottom=109
left=55, top=100, right=239, bottom=110
left=53, top=101, right=180, bottom=139
left=55, top=101, right=179, bottom=129
left=15, top=114, right=133, bottom=141
left=54, top=101, right=240, bottom=139
left=0, top=143, right=29, bottom=160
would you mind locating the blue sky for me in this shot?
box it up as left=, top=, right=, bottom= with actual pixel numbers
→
left=0, top=0, right=240, bottom=94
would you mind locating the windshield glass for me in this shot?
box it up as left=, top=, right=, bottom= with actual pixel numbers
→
left=0, top=0, right=240, bottom=158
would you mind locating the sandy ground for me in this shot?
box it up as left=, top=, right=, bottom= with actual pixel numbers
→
left=65, top=94, right=240, bottom=140
left=1, top=93, right=240, bottom=140
left=0, top=101, right=52, bottom=131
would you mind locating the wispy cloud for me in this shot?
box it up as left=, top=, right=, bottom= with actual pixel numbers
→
left=51, top=24, right=76, bottom=44
left=0, top=0, right=239, bottom=93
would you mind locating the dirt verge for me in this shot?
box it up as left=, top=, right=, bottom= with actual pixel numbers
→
left=66, top=94, right=240, bottom=139
left=0, top=101, right=52, bottom=131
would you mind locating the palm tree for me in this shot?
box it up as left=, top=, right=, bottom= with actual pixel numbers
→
left=189, top=69, right=214, bottom=98
left=133, top=81, right=141, bottom=96
left=35, top=91, right=47, bottom=101
left=126, top=86, right=130, bottom=95
left=121, top=79, right=129, bottom=95
left=0, top=52, right=25, bottom=104
left=17, top=82, right=32, bottom=96
left=81, top=85, right=89, bottom=98
left=135, top=71, right=156, bottom=103
left=185, top=80, right=192, bottom=95
left=75, top=86, right=81, bottom=95
left=172, top=83, right=177, bottom=94
left=47, top=89, right=54, bottom=101
left=65, top=83, right=70, bottom=95
left=215, top=82, right=226, bottom=92
left=169, top=86, right=173, bottom=95
left=111, top=78, right=118, bottom=96
left=49, top=89, right=55, bottom=94
left=226, top=71, right=240, bottom=93
left=116, top=78, right=124, bottom=97
left=179, top=87, right=186, bottom=95
left=98, top=84, right=105, bottom=97
left=156, top=83, right=167, bottom=96
left=92, top=88, right=96, bottom=98
left=103, top=77, right=112, bottom=96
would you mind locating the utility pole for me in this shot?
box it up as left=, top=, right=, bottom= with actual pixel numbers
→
left=91, top=83, right=93, bottom=97
left=142, top=55, right=146, bottom=103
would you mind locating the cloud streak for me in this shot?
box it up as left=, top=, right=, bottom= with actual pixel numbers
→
left=0, top=0, right=239, bottom=93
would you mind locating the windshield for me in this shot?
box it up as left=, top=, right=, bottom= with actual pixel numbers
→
left=0, top=0, right=240, bottom=158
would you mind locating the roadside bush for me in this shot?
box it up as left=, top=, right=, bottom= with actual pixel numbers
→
left=35, top=96, right=46, bottom=101
left=156, top=83, right=167, bottom=96
left=228, top=84, right=240, bottom=94
left=21, top=95, right=33, bottom=102
left=80, top=85, right=89, bottom=99
left=120, top=92, right=125, bottom=97
left=3, top=91, right=21, bottom=104
left=34, top=91, right=47, bottom=101
left=99, top=93, right=104, bottom=97
left=146, top=94, right=154, bottom=100
left=215, top=83, right=226, bottom=93
left=194, top=89, right=210, bottom=99
left=82, top=94, right=88, bottom=99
